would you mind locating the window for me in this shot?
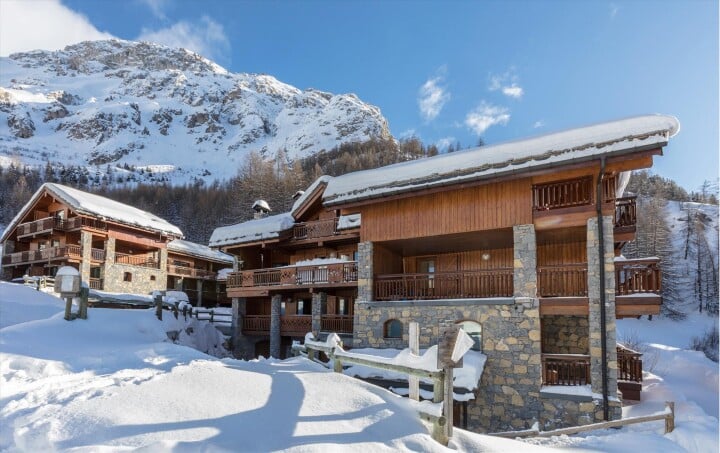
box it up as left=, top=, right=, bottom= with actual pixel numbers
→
left=123, top=272, right=132, bottom=282
left=150, top=275, right=156, bottom=281
left=457, top=321, right=482, bottom=352
left=384, top=319, right=403, bottom=339
left=338, top=298, right=346, bottom=316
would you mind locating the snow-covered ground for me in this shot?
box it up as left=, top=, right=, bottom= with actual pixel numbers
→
left=1, top=281, right=717, bottom=451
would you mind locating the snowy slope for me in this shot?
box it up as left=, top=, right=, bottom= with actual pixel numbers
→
left=0, top=40, right=391, bottom=184
left=1, top=282, right=718, bottom=451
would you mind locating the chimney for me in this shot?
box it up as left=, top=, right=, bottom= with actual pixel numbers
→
left=252, top=199, right=271, bottom=219
left=292, top=190, right=305, bottom=201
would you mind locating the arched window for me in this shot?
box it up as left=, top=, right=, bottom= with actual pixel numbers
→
left=457, top=320, right=482, bottom=351
left=384, top=319, right=403, bottom=339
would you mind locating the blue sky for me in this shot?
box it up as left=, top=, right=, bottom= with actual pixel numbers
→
left=1, top=0, right=717, bottom=191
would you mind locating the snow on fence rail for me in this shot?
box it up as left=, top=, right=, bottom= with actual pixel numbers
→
left=292, top=332, right=462, bottom=445
left=490, top=401, right=675, bottom=438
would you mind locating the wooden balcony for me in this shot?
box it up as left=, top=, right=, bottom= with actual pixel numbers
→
left=291, top=218, right=358, bottom=244
left=15, top=216, right=108, bottom=241
left=114, top=252, right=160, bottom=269
left=539, top=258, right=661, bottom=316
left=167, top=264, right=217, bottom=280
left=614, top=196, right=637, bottom=241
left=542, top=354, right=591, bottom=386
left=89, top=278, right=104, bottom=290
left=533, top=177, right=594, bottom=212
left=2, top=245, right=82, bottom=265
left=374, top=269, right=514, bottom=301
left=227, top=262, right=358, bottom=297
left=617, top=345, right=643, bottom=400
left=242, top=314, right=353, bottom=336
left=538, top=264, right=588, bottom=297
left=320, top=315, right=353, bottom=333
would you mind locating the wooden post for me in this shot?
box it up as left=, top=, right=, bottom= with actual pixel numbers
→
left=210, top=309, right=215, bottom=323
left=665, top=401, right=675, bottom=433
left=433, top=375, right=443, bottom=403
left=409, top=321, right=420, bottom=401
left=79, top=286, right=89, bottom=319
left=64, top=296, right=73, bottom=321
left=155, top=294, right=163, bottom=320
left=444, top=367, right=454, bottom=439
left=333, top=356, right=343, bottom=373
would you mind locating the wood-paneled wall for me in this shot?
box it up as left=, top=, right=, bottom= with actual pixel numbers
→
left=374, top=243, right=403, bottom=274
left=359, top=179, right=532, bottom=242
left=537, top=240, right=587, bottom=265
left=401, top=248, right=513, bottom=273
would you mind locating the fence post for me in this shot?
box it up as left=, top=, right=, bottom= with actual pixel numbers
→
left=665, top=401, right=675, bottom=433
left=79, top=286, right=89, bottom=319
left=210, top=309, right=215, bottom=323
left=155, top=294, right=163, bottom=320
left=444, top=367, right=454, bottom=439
left=333, top=356, right=343, bottom=373
left=409, top=322, right=420, bottom=401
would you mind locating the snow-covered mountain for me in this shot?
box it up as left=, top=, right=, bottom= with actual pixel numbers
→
left=0, top=40, right=392, bottom=183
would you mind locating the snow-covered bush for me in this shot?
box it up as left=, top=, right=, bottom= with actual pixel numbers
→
left=690, top=325, right=719, bottom=362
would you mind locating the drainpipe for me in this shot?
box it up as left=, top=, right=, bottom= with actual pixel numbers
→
left=596, top=157, right=609, bottom=420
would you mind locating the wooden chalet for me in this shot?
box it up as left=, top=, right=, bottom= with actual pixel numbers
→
left=167, top=239, right=234, bottom=306
left=214, top=115, right=678, bottom=432
left=1, top=183, right=231, bottom=304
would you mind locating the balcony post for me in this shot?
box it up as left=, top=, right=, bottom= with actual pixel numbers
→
left=80, top=231, right=92, bottom=283
left=357, top=241, right=373, bottom=302
left=196, top=279, right=204, bottom=307
left=587, top=216, right=620, bottom=419
left=311, top=292, right=325, bottom=338
left=270, top=294, right=282, bottom=358
left=513, top=224, right=537, bottom=298
left=231, top=297, right=255, bottom=360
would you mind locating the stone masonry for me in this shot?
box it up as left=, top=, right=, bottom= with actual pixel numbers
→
left=270, top=294, right=282, bottom=358
left=357, top=241, right=373, bottom=302
left=79, top=231, right=92, bottom=283
left=587, top=215, right=622, bottom=420
left=311, top=292, right=325, bottom=339
left=541, top=315, right=589, bottom=354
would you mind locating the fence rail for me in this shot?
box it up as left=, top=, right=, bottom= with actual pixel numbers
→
left=532, top=176, right=594, bottom=211
left=2, top=245, right=82, bottom=265
left=538, top=264, right=588, bottom=297
left=114, top=252, right=160, bottom=269
left=375, top=269, right=513, bottom=301
left=615, top=258, right=661, bottom=295
left=293, top=218, right=339, bottom=240
left=614, top=196, right=637, bottom=229
left=617, top=346, right=643, bottom=382
left=167, top=264, right=216, bottom=279
left=227, top=262, right=358, bottom=289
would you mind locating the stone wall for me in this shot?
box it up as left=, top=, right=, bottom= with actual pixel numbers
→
left=357, top=241, right=373, bottom=302
left=541, top=315, right=589, bottom=354
left=103, top=262, right=166, bottom=294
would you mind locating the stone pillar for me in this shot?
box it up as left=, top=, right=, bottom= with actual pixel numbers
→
left=513, top=224, right=537, bottom=298
left=270, top=294, right=282, bottom=358
left=104, top=237, right=115, bottom=270
left=231, top=297, right=253, bottom=359
left=587, top=216, right=620, bottom=419
left=196, top=279, right=204, bottom=307
left=311, top=292, right=326, bottom=338
left=159, top=247, right=168, bottom=273
left=80, top=231, right=92, bottom=283
left=357, top=241, right=374, bottom=302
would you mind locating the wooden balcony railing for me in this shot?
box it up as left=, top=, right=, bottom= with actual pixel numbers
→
left=615, top=258, right=661, bottom=295
left=62, top=216, right=108, bottom=231
left=533, top=176, right=593, bottom=211
left=167, top=264, right=216, bottom=279
left=242, top=314, right=352, bottom=335
left=90, top=248, right=106, bottom=261
left=89, top=278, right=104, bottom=290
left=614, top=196, right=637, bottom=230
left=1, top=245, right=82, bottom=265
left=538, top=264, right=588, bottom=297
left=293, top=218, right=340, bottom=240
left=374, top=269, right=514, bottom=301
left=617, top=345, right=643, bottom=382
left=321, top=315, right=353, bottom=333
left=242, top=315, right=272, bottom=334
left=16, top=217, right=58, bottom=238
left=227, top=262, right=358, bottom=289
left=542, top=354, right=591, bottom=386
left=114, top=252, right=160, bottom=269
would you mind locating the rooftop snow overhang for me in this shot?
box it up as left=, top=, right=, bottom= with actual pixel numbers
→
left=322, top=115, right=679, bottom=208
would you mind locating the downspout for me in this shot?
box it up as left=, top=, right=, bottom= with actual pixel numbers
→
left=596, top=157, right=609, bottom=421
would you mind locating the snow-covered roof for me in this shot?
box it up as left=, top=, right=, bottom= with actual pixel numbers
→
left=167, top=240, right=234, bottom=264
left=1, top=183, right=182, bottom=242
left=337, top=213, right=361, bottom=230
left=209, top=213, right=295, bottom=247
left=323, top=115, right=680, bottom=206
left=291, top=175, right=332, bottom=219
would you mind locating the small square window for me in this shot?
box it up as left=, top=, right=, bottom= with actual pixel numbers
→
left=123, top=272, right=132, bottom=282
left=150, top=275, right=156, bottom=281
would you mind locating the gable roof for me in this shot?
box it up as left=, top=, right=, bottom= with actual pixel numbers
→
left=1, top=183, right=183, bottom=242
left=167, top=239, right=234, bottom=264
left=323, top=115, right=679, bottom=206
left=208, top=213, right=295, bottom=247
left=291, top=175, right=332, bottom=220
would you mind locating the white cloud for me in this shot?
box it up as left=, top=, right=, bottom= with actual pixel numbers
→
left=398, top=129, right=417, bottom=139
left=436, top=136, right=456, bottom=150
left=139, top=0, right=171, bottom=19
left=533, top=120, right=545, bottom=129
left=0, top=0, right=115, bottom=56
left=488, top=70, right=524, bottom=99
left=418, top=69, right=450, bottom=122
left=465, top=102, right=510, bottom=135
left=502, top=84, right=524, bottom=99
left=610, top=3, right=619, bottom=18
left=137, top=16, right=230, bottom=61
